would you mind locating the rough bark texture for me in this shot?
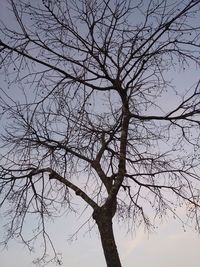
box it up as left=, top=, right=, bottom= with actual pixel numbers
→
left=93, top=207, right=122, bottom=267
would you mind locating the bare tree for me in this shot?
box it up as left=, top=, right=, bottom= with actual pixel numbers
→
left=0, top=0, right=200, bottom=266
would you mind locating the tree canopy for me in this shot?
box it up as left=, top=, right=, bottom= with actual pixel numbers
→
left=0, top=0, right=200, bottom=266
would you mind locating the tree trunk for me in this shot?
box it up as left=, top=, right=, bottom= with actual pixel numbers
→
left=93, top=209, right=122, bottom=267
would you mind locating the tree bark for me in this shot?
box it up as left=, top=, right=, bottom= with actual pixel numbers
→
left=93, top=208, right=122, bottom=267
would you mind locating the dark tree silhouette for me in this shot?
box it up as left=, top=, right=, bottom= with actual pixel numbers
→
left=0, top=0, right=200, bottom=266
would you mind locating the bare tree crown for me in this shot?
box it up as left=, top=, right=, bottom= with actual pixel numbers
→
left=0, top=0, right=200, bottom=266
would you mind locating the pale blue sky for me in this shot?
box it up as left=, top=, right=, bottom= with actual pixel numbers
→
left=1, top=212, right=200, bottom=267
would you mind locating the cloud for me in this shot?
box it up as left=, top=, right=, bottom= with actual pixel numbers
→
left=115, top=217, right=200, bottom=267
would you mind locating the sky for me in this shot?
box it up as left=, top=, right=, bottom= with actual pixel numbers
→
left=1, top=211, right=200, bottom=267
left=1, top=0, right=200, bottom=267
